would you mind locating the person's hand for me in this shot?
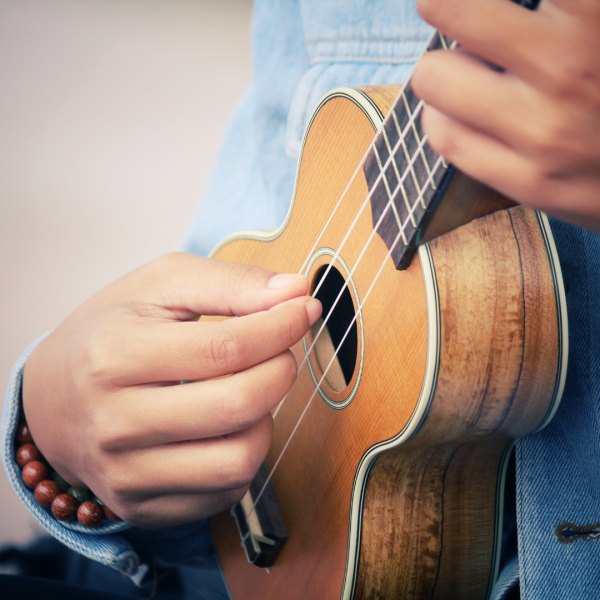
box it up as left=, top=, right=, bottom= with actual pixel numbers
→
left=412, top=0, right=600, bottom=231
left=22, top=253, right=321, bottom=528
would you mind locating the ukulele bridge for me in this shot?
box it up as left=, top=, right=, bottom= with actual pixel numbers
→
left=231, top=463, right=287, bottom=568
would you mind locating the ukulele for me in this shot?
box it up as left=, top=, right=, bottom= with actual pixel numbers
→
left=206, top=29, right=568, bottom=600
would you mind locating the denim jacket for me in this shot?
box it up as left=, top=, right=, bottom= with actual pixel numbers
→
left=4, top=1, right=600, bottom=598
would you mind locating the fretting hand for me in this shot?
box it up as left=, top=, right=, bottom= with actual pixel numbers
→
left=412, top=0, right=600, bottom=231
left=22, top=253, right=321, bottom=528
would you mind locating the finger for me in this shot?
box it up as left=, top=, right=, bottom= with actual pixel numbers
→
left=414, top=50, right=600, bottom=173
left=118, top=253, right=310, bottom=320
left=423, top=106, right=600, bottom=226
left=97, top=295, right=320, bottom=385
left=110, top=415, right=273, bottom=499
left=115, top=487, right=249, bottom=529
left=417, top=0, right=554, bottom=82
left=104, top=351, right=297, bottom=449
left=413, top=50, right=532, bottom=149
left=421, top=105, right=540, bottom=204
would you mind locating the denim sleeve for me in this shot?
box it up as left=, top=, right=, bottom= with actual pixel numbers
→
left=1, top=337, right=217, bottom=583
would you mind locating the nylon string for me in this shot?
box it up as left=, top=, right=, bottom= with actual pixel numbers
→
left=273, top=103, right=427, bottom=418
left=249, top=30, right=455, bottom=519
left=272, top=97, right=426, bottom=420
left=250, top=154, right=445, bottom=515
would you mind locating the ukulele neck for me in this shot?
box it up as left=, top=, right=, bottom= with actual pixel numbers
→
left=362, top=32, right=456, bottom=270
left=362, top=31, right=518, bottom=271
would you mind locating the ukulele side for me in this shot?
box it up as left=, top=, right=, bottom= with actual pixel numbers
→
left=208, top=85, right=568, bottom=600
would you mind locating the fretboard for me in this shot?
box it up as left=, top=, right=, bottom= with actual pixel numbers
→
left=363, top=32, right=456, bottom=270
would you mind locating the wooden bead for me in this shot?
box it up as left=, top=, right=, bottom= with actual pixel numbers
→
left=15, top=443, right=42, bottom=468
left=102, top=505, right=121, bottom=521
left=77, top=501, right=104, bottom=527
left=16, top=421, right=33, bottom=445
left=34, top=480, right=61, bottom=506
left=51, top=493, right=79, bottom=521
left=21, top=461, right=48, bottom=489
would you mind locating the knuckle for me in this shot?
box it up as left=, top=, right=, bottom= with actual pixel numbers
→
left=141, top=252, right=186, bottom=289
left=94, top=414, right=124, bottom=453
left=207, top=328, right=240, bottom=373
left=91, top=393, right=137, bottom=453
left=279, top=314, right=297, bottom=349
left=549, top=53, right=594, bottom=99
left=211, top=487, right=248, bottom=513
left=116, top=501, right=148, bottom=528
left=104, top=463, right=138, bottom=499
left=94, top=412, right=137, bottom=454
left=227, top=262, right=263, bottom=293
left=279, top=350, right=298, bottom=389
left=529, top=114, right=570, bottom=159
left=83, top=334, right=116, bottom=383
left=220, top=446, right=257, bottom=490
left=221, top=384, right=254, bottom=431
left=225, top=487, right=248, bottom=508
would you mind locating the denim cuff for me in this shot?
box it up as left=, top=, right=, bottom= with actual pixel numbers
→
left=1, top=336, right=146, bottom=582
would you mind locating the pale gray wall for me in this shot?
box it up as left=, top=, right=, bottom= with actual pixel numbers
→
left=0, top=0, right=253, bottom=546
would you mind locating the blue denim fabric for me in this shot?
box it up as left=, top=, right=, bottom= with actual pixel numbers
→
left=491, top=554, right=519, bottom=600
left=515, top=219, right=600, bottom=600
left=5, top=1, right=600, bottom=599
left=182, top=0, right=431, bottom=258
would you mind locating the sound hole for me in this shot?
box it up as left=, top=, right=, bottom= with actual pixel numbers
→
left=311, top=265, right=358, bottom=392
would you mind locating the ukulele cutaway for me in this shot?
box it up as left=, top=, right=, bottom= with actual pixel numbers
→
left=207, top=83, right=568, bottom=600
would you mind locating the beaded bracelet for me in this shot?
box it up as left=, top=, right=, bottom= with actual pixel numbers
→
left=15, top=420, right=121, bottom=527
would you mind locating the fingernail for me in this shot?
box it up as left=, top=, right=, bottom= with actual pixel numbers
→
left=305, top=298, right=322, bottom=325
left=267, top=273, right=305, bottom=289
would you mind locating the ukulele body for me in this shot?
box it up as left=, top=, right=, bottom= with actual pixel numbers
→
left=208, top=85, right=567, bottom=600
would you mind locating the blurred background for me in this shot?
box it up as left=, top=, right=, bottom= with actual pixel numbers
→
left=0, top=0, right=253, bottom=546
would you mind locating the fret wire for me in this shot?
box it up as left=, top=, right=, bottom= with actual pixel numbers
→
left=396, top=95, right=426, bottom=210
left=382, top=119, right=417, bottom=228
left=390, top=106, right=427, bottom=216
left=307, top=32, right=454, bottom=292
left=306, top=96, right=428, bottom=320
left=373, top=143, right=408, bottom=245
left=401, top=92, right=435, bottom=188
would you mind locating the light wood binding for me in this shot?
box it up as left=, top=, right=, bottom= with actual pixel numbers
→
left=208, top=84, right=567, bottom=599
